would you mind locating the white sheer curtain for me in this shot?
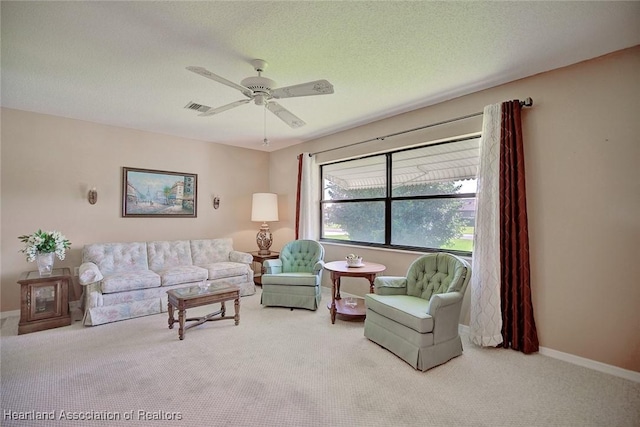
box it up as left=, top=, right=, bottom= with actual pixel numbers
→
left=298, top=153, right=319, bottom=239
left=470, top=103, right=504, bottom=347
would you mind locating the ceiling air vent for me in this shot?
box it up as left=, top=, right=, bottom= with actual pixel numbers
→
left=184, top=101, right=211, bottom=113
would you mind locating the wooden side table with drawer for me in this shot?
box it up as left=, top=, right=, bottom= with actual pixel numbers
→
left=17, top=267, right=72, bottom=335
left=250, top=251, right=280, bottom=286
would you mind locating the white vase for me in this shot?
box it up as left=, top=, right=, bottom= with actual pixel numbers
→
left=36, top=252, right=55, bottom=277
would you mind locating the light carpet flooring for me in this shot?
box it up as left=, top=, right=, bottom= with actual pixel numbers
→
left=1, top=288, right=639, bottom=427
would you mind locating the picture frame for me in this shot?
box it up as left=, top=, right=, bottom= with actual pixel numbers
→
left=122, top=167, right=197, bottom=218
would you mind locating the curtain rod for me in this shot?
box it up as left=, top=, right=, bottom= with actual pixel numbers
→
left=310, top=97, right=533, bottom=156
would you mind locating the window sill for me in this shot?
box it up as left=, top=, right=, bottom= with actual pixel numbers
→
left=319, top=240, right=472, bottom=262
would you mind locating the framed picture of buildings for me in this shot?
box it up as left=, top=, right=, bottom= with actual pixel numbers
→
left=122, top=167, right=197, bottom=218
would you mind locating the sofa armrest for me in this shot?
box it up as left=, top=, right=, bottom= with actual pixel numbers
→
left=427, top=292, right=464, bottom=344
left=427, top=292, right=463, bottom=315
left=79, top=262, right=104, bottom=285
left=312, top=260, right=325, bottom=275
left=374, top=276, right=407, bottom=296
left=229, top=250, right=252, bottom=264
left=263, top=259, right=282, bottom=275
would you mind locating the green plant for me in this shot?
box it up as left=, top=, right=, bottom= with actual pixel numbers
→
left=18, top=229, right=71, bottom=262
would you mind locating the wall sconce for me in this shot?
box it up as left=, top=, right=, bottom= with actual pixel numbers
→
left=213, top=195, right=220, bottom=209
left=88, top=187, right=98, bottom=205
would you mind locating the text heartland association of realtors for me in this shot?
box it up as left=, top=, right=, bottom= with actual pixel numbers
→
left=3, top=409, right=183, bottom=421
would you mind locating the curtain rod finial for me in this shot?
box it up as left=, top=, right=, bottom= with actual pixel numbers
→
left=521, top=97, right=533, bottom=107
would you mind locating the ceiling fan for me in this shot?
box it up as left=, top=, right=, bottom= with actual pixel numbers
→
left=185, top=59, right=334, bottom=129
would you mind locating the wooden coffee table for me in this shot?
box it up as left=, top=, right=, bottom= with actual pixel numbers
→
left=323, top=260, right=386, bottom=324
left=167, top=282, right=240, bottom=340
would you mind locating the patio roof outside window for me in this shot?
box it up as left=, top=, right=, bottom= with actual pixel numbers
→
left=323, top=137, right=480, bottom=190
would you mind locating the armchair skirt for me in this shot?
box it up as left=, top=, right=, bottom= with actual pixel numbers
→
left=260, top=274, right=322, bottom=311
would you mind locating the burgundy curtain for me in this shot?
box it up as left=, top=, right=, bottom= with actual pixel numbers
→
left=499, top=101, right=539, bottom=353
left=294, top=153, right=303, bottom=239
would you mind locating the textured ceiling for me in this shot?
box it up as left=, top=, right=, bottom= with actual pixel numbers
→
left=2, top=2, right=639, bottom=152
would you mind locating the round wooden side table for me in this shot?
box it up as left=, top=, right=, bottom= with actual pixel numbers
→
left=323, top=260, right=386, bottom=324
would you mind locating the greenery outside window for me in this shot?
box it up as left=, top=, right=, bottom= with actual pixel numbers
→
left=320, top=135, right=479, bottom=255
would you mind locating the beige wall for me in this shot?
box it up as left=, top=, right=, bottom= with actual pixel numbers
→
left=2, top=47, right=638, bottom=373
left=1, top=110, right=269, bottom=312
left=269, top=46, right=640, bottom=372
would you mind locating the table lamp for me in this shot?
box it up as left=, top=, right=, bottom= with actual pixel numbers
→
left=251, top=193, right=279, bottom=255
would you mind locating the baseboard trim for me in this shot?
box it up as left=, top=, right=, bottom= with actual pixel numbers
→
left=538, top=346, right=640, bottom=383
left=1, top=309, right=20, bottom=319
left=458, top=324, right=639, bottom=383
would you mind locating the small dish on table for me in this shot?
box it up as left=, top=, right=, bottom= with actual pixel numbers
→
left=346, top=254, right=363, bottom=267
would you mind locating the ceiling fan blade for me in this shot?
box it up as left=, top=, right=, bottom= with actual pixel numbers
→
left=186, top=66, right=253, bottom=98
left=266, top=102, right=306, bottom=128
left=271, top=79, right=334, bottom=99
left=198, top=99, right=251, bottom=116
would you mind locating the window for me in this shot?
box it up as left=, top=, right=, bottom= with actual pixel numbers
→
left=320, top=136, right=479, bottom=255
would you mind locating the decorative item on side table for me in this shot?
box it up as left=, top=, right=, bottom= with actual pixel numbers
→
left=344, top=297, right=358, bottom=308
left=345, top=253, right=363, bottom=267
left=18, top=229, right=71, bottom=277
left=251, top=193, right=279, bottom=255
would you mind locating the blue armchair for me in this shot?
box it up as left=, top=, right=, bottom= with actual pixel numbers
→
left=260, top=240, right=325, bottom=310
left=364, top=252, right=471, bottom=371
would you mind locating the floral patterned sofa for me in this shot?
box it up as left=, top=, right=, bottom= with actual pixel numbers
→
left=78, top=238, right=254, bottom=326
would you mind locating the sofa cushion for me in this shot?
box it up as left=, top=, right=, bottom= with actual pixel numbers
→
left=261, top=272, right=319, bottom=287
left=190, top=239, right=233, bottom=265
left=158, top=265, right=208, bottom=287
left=147, top=240, right=193, bottom=271
left=83, top=242, right=149, bottom=275
left=201, top=262, right=248, bottom=280
left=365, top=294, right=434, bottom=333
left=101, top=270, right=161, bottom=294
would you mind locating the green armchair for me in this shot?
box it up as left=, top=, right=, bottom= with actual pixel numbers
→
left=260, top=240, right=325, bottom=310
left=364, top=252, right=471, bottom=371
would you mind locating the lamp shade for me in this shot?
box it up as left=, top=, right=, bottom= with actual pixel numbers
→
left=251, top=193, right=279, bottom=222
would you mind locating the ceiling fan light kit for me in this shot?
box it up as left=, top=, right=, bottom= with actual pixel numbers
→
left=186, top=59, right=334, bottom=134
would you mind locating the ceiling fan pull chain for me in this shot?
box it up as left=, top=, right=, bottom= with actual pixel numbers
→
left=263, top=104, right=269, bottom=146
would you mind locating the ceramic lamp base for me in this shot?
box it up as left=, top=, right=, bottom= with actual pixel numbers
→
left=256, top=223, right=273, bottom=255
